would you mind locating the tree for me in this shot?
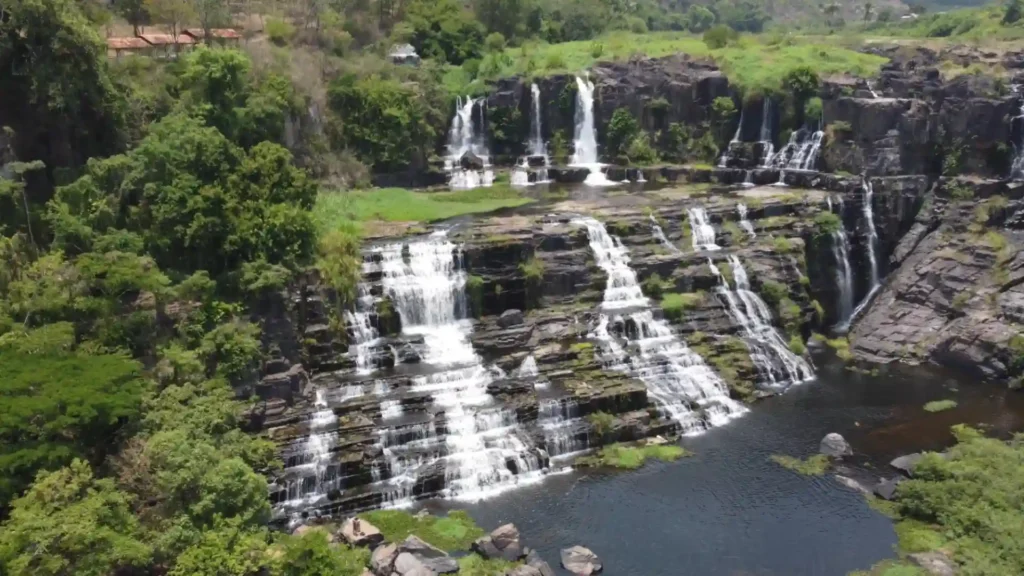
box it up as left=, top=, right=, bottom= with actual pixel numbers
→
left=405, top=0, right=485, bottom=64
left=0, top=349, right=146, bottom=508
left=192, top=0, right=229, bottom=41
left=271, top=530, right=370, bottom=576
left=686, top=5, right=715, bottom=33
left=0, top=460, right=152, bottom=576
left=115, top=0, right=150, bottom=35
left=473, top=0, right=534, bottom=41
left=703, top=24, right=737, bottom=49
left=864, top=1, right=873, bottom=21
left=1005, top=0, right=1022, bottom=24
left=605, top=108, right=640, bottom=159
left=146, top=0, right=195, bottom=44
left=169, top=519, right=270, bottom=576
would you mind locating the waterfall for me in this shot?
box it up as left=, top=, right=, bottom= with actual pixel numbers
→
left=710, top=257, right=814, bottom=388
left=576, top=217, right=747, bottom=435
left=445, top=96, right=494, bottom=189
left=345, top=284, right=380, bottom=374
left=513, top=84, right=551, bottom=186
left=832, top=229, right=855, bottom=328
left=570, top=76, right=615, bottom=186
left=861, top=178, right=880, bottom=290
left=1011, top=85, right=1024, bottom=180
left=528, top=83, right=545, bottom=157
left=688, top=207, right=720, bottom=251
left=538, top=398, right=590, bottom=458
left=867, top=80, right=880, bottom=99
left=769, top=129, right=823, bottom=172
left=279, top=388, right=338, bottom=508
left=718, top=105, right=744, bottom=167
left=516, top=355, right=539, bottom=378
left=375, top=232, right=544, bottom=502
left=651, top=214, right=682, bottom=254
left=737, top=203, right=756, bottom=238
left=758, top=98, right=774, bottom=167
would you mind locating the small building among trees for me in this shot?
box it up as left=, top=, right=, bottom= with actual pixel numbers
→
left=182, top=28, right=242, bottom=46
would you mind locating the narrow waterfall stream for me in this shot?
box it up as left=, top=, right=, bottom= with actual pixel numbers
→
left=445, top=96, right=494, bottom=189
left=710, top=256, right=814, bottom=387
left=719, top=105, right=744, bottom=167
left=757, top=98, right=774, bottom=167
left=577, top=217, right=747, bottom=434
left=570, top=76, right=615, bottom=186
left=375, top=232, right=546, bottom=503
left=512, top=83, right=551, bottom=186
left=345, top=284, right=380, bottom=374
left=688, top=207, right=721, bottom=251
left=851, top=178, right=882, bottom=321
left=737, top=203, right=756, bottom=238
left=279, top=389, right=338, bottom=508
left=832, top=229, right=855, bottom=328
left=650, top=214, right=682, bottom=254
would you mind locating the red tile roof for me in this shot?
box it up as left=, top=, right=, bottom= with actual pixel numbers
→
left=107, top=37, right=150, bottom=50
left=183, top=28, right=242, bottom=39
left=138, top=33, right=196, bottom=46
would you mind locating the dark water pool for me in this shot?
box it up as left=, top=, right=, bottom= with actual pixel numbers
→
left=415, top=354, right=1024, bottom=576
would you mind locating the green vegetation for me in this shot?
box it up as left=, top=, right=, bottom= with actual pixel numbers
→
left=358, top=510, right=486, bottom=552
left=788, top=334, right=807, bottom=355
left=857, top=426, right=1024, bottom=575
left=814, top=212, right=842, bottom=238
left=458, top=554, right=520, bottom=576
left=467, top=275, right=485, bottom=317
left=770, top=453, right=831, bottom=475
left=642, top=272, right=673, bottom=299
left=577, top=442, right=692, bottom=469
left=586, top=411, right=616, bottom=437
left=824, top=336, right=854, bottom=361
left=662, top=291, right=706, bottom=321
left=315, top=186, right=532, bottom=225
left=519, top=256, right=545, bottom=309
left=923, top=399, right=958, bottom=413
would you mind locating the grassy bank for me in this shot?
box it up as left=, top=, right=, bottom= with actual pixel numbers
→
left=315, top=185, right=533, bottom=231
left=450, top=31, right=887, bottom=96
left=576, top=442, right=692, bottom=469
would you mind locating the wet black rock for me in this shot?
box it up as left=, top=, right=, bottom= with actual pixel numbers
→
left=498, top=309, right=525, bottom=328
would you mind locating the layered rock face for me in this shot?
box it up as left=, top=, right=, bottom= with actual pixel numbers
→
left=253, top=176, right=934, bottom=522
left=851, top=178, right=1024, bottom=381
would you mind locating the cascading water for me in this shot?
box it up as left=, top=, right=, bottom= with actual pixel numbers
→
left=688, top=207, right=721, bottom=251
left=651, top=214, right=682, bottom=254
left=770, top=129, right=824, bottom=172
left=570, top=76, right=615, bottom=186
left=516, top=355, right=539, bottom=378
left=376, top=232, right=545, bottom=502
left=710, top=257, right=814, bottom=387
left=538, top=398, right=590, bottom=458
left=832, top=229, right=855, bottom=328
left=719, top=104, right=744, bottom=167
left=867, top=81, right=880, bottom=99
left=446, top=96, right=494, bottom=189
left=850, top=177, right=882, bottom=321
left=512, top=84, right=551, bottom=186
left=345, top=284, right=380, bottom=374
left=737, top=203, right=756, bottom=238
left=758, top=98, right=775, bottom=167
left=577, top=217, right=747, bottom=435
left=1011, top=85, right=1024, bottom=180
left=279, top=388, right=338, bottom=509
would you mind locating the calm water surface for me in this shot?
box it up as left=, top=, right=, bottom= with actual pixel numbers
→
left=414, top=354, right=1024, bottom=576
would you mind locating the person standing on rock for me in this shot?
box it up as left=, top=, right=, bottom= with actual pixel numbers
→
left=353, top=517, right=362, bottom=536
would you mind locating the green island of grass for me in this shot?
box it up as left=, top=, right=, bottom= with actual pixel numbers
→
left=576, top=442, right=692, bottom=469
left=922, top=399, right=958, bottom=413
left=315, top=185, right=533, bottom=229
left=769, top=453, right=831, bottom=475
left=358, top=509, right=485, bottom=552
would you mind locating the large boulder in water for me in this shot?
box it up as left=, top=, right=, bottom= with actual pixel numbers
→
left=460, top=151, right=485, bottom=171
left=890, top=453, right=924, bottom=477
left=526, top=549, right=556, bottom=576
left=561, top=546, right=603, bottom=575
left=819, top=433, right=853, bottom=458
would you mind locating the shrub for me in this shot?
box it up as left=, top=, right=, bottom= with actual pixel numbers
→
left=703, top=24, right=737, bottom=49
left=813, top=212, right=842, bottom=238
left=606, top=108, right=640, bottom=158
left=782, top=66, right=820, bottom=102
left=662, top=291, right=705, bottom=321
left=949, top=182, right=974, bottom=200
left=519, top=257, right=544, bottom=309
left=643, top=273, right=667, bottom=299
left=760, top=280, right=788, bottom=306
left=590, top=42, right=605, bottom=59
left=266, top=18, right=295, bottom=46
left=466, top=274, right=484, bottom=317
left=587, top=411, right=616, bottom=437
left=789, top=334, right=807, bottom=355
left=485, top=32, right=506, bottom=52
left=773, top=236, right=796, bottom=253
left=626, top=132, right=659, bottom=164
left=804, top=97, right=823, bottom=123
left=770, top=454, right=830, bottom=475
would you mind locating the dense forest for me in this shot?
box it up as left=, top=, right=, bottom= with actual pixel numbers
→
left=3, top=0, right=1024, bottom=574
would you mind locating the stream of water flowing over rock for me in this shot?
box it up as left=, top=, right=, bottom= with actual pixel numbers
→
left=688, top=207, right=720, bottom=251
left=570, top=77, right=615, bottom=186
left=719, top=105, right=744, bottom=167
left=851, top=178, right=882, bottom=321
left=512, top=84, right=551, bottom=186
left=758, top=98, right=775, bottom=167
left=833, top=229, right=855, bottom=328
left=374, top=233, right=546, bottom=503
left=711, top=256, right=814, bottom=387
left=577, top=217, right=747, bottom=434
left=446, top=96, right=494, bottom=189
left=770, top=129, right=824, bottom=172
left=278, top=389, right=338, bottom=509
left=737, top=203, right=756, bottom=238
left=650, top=214, right=682, bottom=254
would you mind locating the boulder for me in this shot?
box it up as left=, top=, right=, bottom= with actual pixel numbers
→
left=340, top=517, right=384, bottom=548
left=560, top=546, right=603, bottom=575
left=371, top=543, right=398, bottom=576
left=397, top=536, right=459, bottom=574
left=526, top=154, right=548, bottom=168
left=873, top=477, right=902, bottom=501
left=819, top=433, right=853, bottom=458
left=909, top=551, right=956, bottom=576
left=834, top=475, right=872, bottom=496
left=394, top=552, right=435, bottom=576
left=472, top=523, right=524, bottom=562
left=526, top=549, right=556, bottom=576
left=507, top=566, right=544, bottom=576
left=471, top=536, right=502, bottom=560
left=498, top=309, right=525, bottom=328
left=890, top=453, right=924, bottom=477
left=460, top=151, right=485, bottom=171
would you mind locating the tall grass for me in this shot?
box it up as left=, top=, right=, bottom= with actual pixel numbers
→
left=454, top=31, right=887, bottom=96
left=314, top=185, right=533, bottom=229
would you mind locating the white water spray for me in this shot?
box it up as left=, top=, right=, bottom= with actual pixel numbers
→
left=445, top=96, right=494, bottom=189
left=688, top=207, right=720, bottom=251
left=570, top=76, right=615, bottom=186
